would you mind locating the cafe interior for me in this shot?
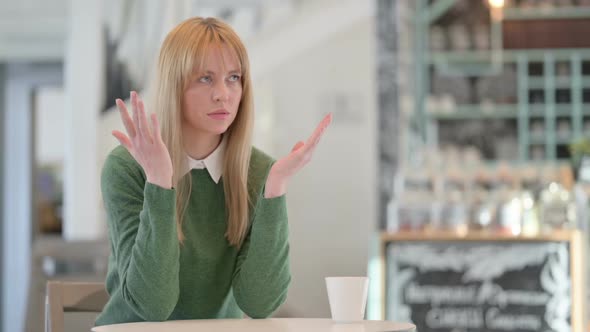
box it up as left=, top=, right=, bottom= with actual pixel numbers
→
left=1, top=0, right=590, bottom=331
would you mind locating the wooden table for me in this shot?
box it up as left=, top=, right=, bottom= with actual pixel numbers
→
left=92, top=318, right=416, bottom=332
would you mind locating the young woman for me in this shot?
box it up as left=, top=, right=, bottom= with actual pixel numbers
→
left=96, top=17, right=332, bottom=325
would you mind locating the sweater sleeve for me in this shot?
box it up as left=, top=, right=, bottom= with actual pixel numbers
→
left=101, top=152, right=180, bottom=321
left=231, top=187, right=291, bottom=318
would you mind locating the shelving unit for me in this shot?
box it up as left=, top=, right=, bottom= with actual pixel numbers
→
left=414, top=0, right=590, bottom=162
left=428, top=51, right=590, bottom=161
left=503, top=6, right=590, bottom=20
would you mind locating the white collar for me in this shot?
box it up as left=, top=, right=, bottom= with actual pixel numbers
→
left=183, top=136, right=226, bottom=183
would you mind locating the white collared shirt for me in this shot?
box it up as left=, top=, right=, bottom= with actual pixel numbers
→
left=183, top=136, right=227, bottom=183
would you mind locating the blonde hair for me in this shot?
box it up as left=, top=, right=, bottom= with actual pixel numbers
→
left=152, top=17, right=253, bottom=248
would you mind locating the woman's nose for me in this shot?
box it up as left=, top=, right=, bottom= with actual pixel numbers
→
left=212, top=82, right=229, bottom=102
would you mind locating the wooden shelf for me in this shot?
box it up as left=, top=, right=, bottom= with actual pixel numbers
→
left=429, top=49, right=590, bottom=64
left=33, top=235, right=109, bottom=260
left=429, top=105, right=518, bottom=119
left=429, top=104, right=590, bottom=120
left=529, top=104, right=590, bottom=116
left=503, top=6, right=590, bottom=21
left=529, top=76, right=570, bottom=88
left=529, top=135, right=546, bottom=144
left=529, top=135, right=573, bottom=144
left=528, top=76, right=590, bottom=89
left=381, top=229, right=579, bottom=242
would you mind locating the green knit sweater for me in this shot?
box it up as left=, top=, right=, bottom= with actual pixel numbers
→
left=95, top=145, right=291, bottom=325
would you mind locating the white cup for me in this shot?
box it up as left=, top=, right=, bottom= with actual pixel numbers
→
left=325, top=276, right=369, bottom=323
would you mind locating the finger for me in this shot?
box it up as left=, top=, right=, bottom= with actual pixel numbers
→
left=112, top=130, right=133, bottom=151
left=300, top=113, right=332, bottom=160
left=291, top=141, right=305, bottom=152
left=131, top=91, right=141, bottom=138
left=151, top=113, right=163, bottom=144
left=309, top=113, right=332, bottom=144
left=138, top=98, right=153, bottom=143
left=305, top=113, right=333, bottom=149
left=116, top=99, right=136, bottom=138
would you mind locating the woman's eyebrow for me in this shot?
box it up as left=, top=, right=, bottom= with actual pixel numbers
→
left=200, top=69, right=241, bottom=75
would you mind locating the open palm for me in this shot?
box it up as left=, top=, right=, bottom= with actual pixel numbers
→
left=112, top=91, right=173, bottom=189
left=265, top=113, right=333, bottom=197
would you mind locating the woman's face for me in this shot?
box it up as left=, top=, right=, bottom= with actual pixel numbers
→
left=182, top=45, right=242, bottom=139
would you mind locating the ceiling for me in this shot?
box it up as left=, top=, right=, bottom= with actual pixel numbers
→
left=0, top=0, right=299, bottom=62
left=0, top=0, right=68, bottom=61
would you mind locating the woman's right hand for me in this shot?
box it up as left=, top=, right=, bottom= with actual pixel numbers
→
left=112, top=91, right=174, bottom=189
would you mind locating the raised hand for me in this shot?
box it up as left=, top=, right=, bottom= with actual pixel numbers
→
left=264, top=113, right=333, bottom=198
left=112, top=91, right=174, bottom=189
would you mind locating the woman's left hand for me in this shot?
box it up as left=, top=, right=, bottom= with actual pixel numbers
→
left=264, top=113, right=333, bottom=198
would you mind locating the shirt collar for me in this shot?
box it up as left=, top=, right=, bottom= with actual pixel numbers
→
left=183, top=136, right=226, bottom=183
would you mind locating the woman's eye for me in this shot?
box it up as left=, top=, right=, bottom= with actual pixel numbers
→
left=228, top=74, right=241, bottom=82
left=199, top=76, right=212, bottom=83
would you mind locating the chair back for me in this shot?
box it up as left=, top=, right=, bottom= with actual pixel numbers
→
left=45, top=281, right=109, bottom=332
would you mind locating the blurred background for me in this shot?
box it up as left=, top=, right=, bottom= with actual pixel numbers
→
left=2, top=0, right=590, bottom=331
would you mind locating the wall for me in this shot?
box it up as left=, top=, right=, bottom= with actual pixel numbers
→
left=0, top=63, right=4, bottom=332
left=62, top=0, right=105, bottom=240
left=268, top=17, right=377, bottom=318
left=34, top=87, right=65, bottom=165
left=2, top=63, right=62, bottom=332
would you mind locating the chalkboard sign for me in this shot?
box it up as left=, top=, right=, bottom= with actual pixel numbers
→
left=381, top=231, right=586, bottom=332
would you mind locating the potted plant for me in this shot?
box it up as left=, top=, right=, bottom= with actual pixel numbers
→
left=569, top=137, right=590, bottom=181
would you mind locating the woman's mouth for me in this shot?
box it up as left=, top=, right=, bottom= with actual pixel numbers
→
left=208, top=111, right=230, bottom=120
